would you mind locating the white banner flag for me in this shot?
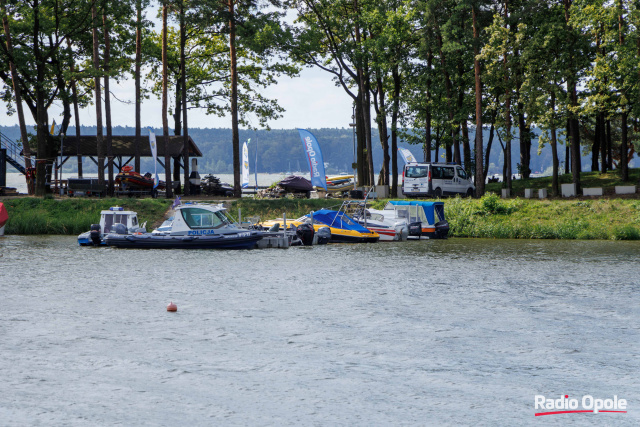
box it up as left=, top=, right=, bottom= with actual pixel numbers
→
left=149, top=129, right=159, bottom=188
left=398, top=148, right=417, bottom=164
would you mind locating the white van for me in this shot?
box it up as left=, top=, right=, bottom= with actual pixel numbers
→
left=402, top=163, right=475, bottom=198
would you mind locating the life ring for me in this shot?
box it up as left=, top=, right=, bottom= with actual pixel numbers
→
left=122, top=165, right=133, bottom=172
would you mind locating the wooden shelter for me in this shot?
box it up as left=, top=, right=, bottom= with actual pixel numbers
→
left=58, top=135, right=202, bottom=188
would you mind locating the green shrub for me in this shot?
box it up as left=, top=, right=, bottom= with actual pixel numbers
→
left=612, top=225, right=640, bottom=240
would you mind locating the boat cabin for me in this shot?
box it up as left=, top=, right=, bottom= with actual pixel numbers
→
left=99, top=206, right=140, bottom=234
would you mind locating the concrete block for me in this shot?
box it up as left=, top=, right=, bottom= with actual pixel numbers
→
left=310, top=191, right=320, bottom=199
left=501, top=188, right=510, bottom=198
left=375, top=185, right=389, bottom=199
left=524, top=188, right=534, bottom=199
left=615, top=185, right=636, bottom=195
left=538, top=188, right=548, bottom=199
left=561, top=183, right=576, bottom=197
left=582, top=187, right=603, bottom=196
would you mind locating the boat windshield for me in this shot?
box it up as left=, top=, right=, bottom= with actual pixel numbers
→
left=181, top=207, right=230, bottom=229
left=103, top=213, right=136, bottom=233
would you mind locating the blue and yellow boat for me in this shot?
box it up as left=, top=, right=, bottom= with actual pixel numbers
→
left=261, top=208, right=379, bottom=243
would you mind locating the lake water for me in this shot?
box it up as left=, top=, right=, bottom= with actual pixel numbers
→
left=3, top=172, right=291, bottom=195
left=0, top=237, right=638, bottom=425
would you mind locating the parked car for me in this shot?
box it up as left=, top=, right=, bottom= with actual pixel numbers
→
left=402, top=162, right=475, bottom=198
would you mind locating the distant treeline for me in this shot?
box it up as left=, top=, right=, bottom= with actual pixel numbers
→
left=2, top=125, right=602, bottom=177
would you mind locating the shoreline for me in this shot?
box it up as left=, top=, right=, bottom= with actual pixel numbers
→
left=2, top=194, right=639, bottom=240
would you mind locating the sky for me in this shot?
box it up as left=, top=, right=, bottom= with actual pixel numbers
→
left=0, top=66, right=354, bottom=132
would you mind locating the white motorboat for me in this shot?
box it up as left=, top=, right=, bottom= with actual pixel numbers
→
left=342, top=201, right=409, bottom=242
left=105, top=202, right=262, bottom=249
left=78, top=206, right=144, bottom=246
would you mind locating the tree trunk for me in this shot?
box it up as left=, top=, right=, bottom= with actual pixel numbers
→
left=484, top=119, right=495, bottom=182
left=2, top=1, right=33, bottom=194
left=565, top=119, right=570, bottom=174
left=462, top=121, right=470, bottom=175
left=472, top=5, right=483, bottom=196
left=599, top=112, right=606, bottom=173
left=135, top=0, right=142, bottom=172
left=180, top=0, right=190, bottom=195
left=503, top=0, right=512, bottom=191
left=424, top=47, right=433, bottom=163
left=518, top=111, right=531, bottom=178
left=67, top=39, right=83, bottom=178
left=606, top=119, right=612, bottom=169
left=618, top=0, right=628, bottom=182
left=229, top=0, right=240, bottom=197
left=2, top=3, right=31, bottom=173
left=92, top=3, right=104, bottom=189
left=103, top=6, right=114, bottom=196
left=391, top=65, right=401, bottom=196
left=162, top=1, right=172, bottom=198
left=373, top=74, right=389, bottom=186
left=620, top=111, right=628, bottom=181
left=592, top=112, right=600, bottom=172
left=363, top=61, right=374, bottom=187
left=437, top=31, right=455, bottom=166
left=550, top=91, right=559, bottom=196
left=355, top=92, right=365, bottom=185
left=565, top=0, right=580, bottom=192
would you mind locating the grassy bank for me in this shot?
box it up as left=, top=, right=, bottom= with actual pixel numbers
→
left=1, top=197, right=171, bottom=235
left=231, top=195, right=640, bottom=240
left=438, top=194, right=640, bottom=240
left=2, top=194, right=640, bottom=240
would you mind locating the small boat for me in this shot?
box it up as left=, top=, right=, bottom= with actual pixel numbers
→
left=78, top=206, right=143, bottom=246
left=385, top=201, right=449, bottom=239
left=262, top=208, right=379, bottom=243
left=0, top=202, right=8, bottom=236
left=320, top=174, right=355, bottom=194
left=345, top=201, right=409, bottom=241
left=104, top=202, right=262, bottom=250
left=116, top=165, right=165, bottom=190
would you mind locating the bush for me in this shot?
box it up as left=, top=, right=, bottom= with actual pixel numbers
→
left=612, top=225, right=640, bottom=240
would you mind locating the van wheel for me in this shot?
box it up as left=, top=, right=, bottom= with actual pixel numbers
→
left=434, top=188, right=442, bottom=198
left=466, top=188, right=474, bottom=198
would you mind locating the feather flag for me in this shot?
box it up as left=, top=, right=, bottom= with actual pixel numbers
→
left=398, top=148, right=417, bottom=164
left=297, top=129, right=327, bottom=191
left=242, top=141, right=249, bottom=188
left=148, top=129, right=159, bottom=189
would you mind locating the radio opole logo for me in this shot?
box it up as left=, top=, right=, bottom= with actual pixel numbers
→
left=535, top=394, right=628, bottom=416
left=304, top=136, right=320, bottom=178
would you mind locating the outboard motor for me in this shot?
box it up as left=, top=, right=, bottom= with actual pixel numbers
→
left=315, top=226, right=331, bottom=245
left=113, top=223, right=128, bottom=235
left=89, top=224, right=101, bottom=245
left=296, top=223, right=315, bottom=246
left=408, top=221, right=422, bottom=238
left=395, top=224, right=409, bottom=241
left=434, top=220, right=450, bottom=239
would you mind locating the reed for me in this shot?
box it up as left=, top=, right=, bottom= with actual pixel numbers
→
left=2, top=197, right=171, bottom=235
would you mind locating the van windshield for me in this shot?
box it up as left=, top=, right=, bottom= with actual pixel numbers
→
left=405, top=166, right=429, bottom=178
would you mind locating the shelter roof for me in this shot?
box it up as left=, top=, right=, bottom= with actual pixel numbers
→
left=60, top=135, right=202, bottom=157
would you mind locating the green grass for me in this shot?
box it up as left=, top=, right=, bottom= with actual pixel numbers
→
left=3, top=190, right=640, bottom=240
left=440, top=194, right=640, bottom=240
left=2, top=197, right=171, bottom=235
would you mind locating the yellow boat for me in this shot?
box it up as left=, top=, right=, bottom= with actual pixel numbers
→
left=261, top=209, right=379, bottom=243
left=319, top=175, right=355, bottom=193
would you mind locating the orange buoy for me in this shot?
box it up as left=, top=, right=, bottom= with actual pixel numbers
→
left=167, top=301, right=177, bottom=312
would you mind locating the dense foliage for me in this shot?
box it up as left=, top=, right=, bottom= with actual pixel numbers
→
left=1, top=0, right=640, bottom=197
